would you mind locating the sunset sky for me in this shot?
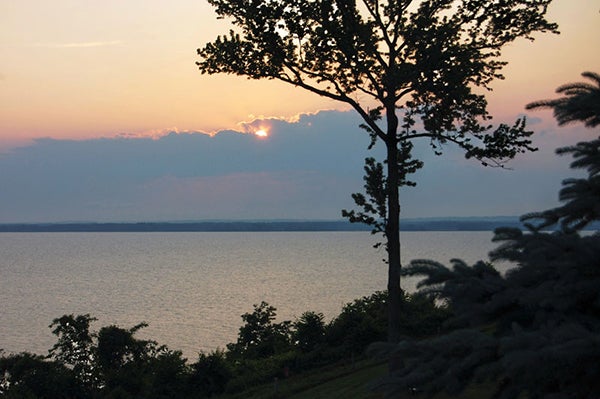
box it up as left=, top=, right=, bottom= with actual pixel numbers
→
left=1, top=1, right=599, bottom=223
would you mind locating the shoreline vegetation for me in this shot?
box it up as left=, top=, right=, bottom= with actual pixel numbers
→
left=0, top=292, right=448, bottom=398
left=0, top=217, right=527, bottom=232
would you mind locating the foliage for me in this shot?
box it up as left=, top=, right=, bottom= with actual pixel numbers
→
left=371, top=230, right=600, bottom=398
left=225, top=351, right=299, bottom=393
left=325, top=291, right=449, bottom=356
left=397, top=291, right=452, bottom=337
left=95, top=324, right=189, bottom=398
left=342, top=143, right=424, bottom=249
left=97, top=323, right=150, bottom=371
left=0, top=352, right=84, bottom=399
left=44, top=315, right=194, bottom=399
left=47, top=314, right=98, bottom=390
left=520, top=137, right=600, bottom=233
left=401, top=258, right=506, bottom=330
left=326, top=291, right=388, bottom=355
left=197, top=0, right=557, bottom=148
left=224, top=302, right=298, bottom=393
left=293, top=311, right=326, bottom=353
left=342, top=157, right=388, bottom=242
left=226, top=301, right=293, bottom=361
left=190, top=350, right=232, bottom=397
left=522, top=72, right=600, bottom=232
left=369, top=72, right=600, bottom=398
left=526, top=71, right=600, bottom=128
left=197, top=0, right=558, bottom=343
left=1, top=287, right=452, bottom=397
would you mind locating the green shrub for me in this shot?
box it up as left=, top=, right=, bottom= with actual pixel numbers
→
left=0, top=352, right=85, bottom=398
left=225, top=350, right=298, bottom=393
left=293, top=311, right=326, bottom=353
left=325, top=291, right=387, bottom=355
left=190, top=349, right=232, bottom=397
left=226, top=302, right=293, bottom=361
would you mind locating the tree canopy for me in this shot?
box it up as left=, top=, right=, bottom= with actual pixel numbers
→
left=527, top=71, right=600, bottom=128
left=198, top=0, right=557, bottom=160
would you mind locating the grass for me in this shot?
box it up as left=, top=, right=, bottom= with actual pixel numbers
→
left=288, top=361, right=386, bottom=399
left=218, top=358, right=497, bottom=399
left=218, top=358, right=386, bottom=399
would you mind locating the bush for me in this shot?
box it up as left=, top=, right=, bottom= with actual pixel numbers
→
left=324, top=291, right=448, bottom=356
left=190, top=350, right=231, bottom=397
left=225, top=350, right=298, bottom=393
left=0, top=352, right=85, bottom=398
left=325, top=291, right=388, bottom=355
left=293, top=311, right=326, bottom=353
left=226, top=302, right=293, bottom=361
left=5, top=290, right=448, bottom=396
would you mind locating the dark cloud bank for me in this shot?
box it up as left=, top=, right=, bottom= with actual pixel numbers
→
left=0, top=110, right=578, bottom=223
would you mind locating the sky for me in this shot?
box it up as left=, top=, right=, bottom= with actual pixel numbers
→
left=0, top=1, right=599, bottom=223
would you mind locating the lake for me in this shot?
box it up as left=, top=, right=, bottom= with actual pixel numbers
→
left=0, top=231, right=500, bottom=359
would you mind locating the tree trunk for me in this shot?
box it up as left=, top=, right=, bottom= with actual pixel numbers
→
left=385, top=108, right=402, bottom=344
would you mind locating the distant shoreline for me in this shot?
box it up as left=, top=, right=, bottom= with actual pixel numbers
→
left=0, top=218, right=528, bottom=232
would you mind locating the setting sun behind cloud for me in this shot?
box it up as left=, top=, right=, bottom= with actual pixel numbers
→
left=254, top=129, right=268, bottom=138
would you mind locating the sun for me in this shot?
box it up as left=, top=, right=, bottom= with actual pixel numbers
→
left=254, top=129, right=268, bottom=138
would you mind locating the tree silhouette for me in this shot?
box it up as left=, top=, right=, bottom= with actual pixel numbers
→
left=369, top=73, right=600, bottom=398
left=521, top=137, right=600, bottom=232
left=526, top=71, right=600, bottom=128
left=0, top=352, right=85, bottom=398
left=523, top=72, right=600, bottom=232
left=48, top=314, right=98, bottom=390
left=342, top=142, right=423, bottom=250
left=197, top=0, right=558, bottom=342
left=293, top=311, right=326, bottom=353
left=45, top=316, right=188, bottom=398
left=226, top=301, right=292, bottom=360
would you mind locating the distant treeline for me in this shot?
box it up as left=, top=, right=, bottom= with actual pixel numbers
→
left=0, top=217, right=540, bottom=232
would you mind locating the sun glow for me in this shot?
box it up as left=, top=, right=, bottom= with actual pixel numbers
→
left=254, top=129, right=268, bottom=138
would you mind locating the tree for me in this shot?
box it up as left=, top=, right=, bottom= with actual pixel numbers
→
left=197, top=0, right=558, bottom=342
left=293, top=311, right=326, bottom=353
left=520, top=138, right=600, bottom=233
left=523, top=71, right=600, bottom=232
left=47, top=314, right=192, bottom=398
left=325, top=291, right=388, bottom=354
left=226, top=301, right=292, bottom=360
left=96, top=322, right=152, bottom=373
left=190, top=350, right=232, bottom=397
left=0, top=351, right=86, bottom=399
left=368, top=73, right=600, bottom=398
left=47, top=314, right=98, bottom=390
left=526, top=71, right=600, bottom=128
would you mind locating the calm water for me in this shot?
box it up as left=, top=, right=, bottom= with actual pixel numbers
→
left=0, top=231, right=498, bottom=359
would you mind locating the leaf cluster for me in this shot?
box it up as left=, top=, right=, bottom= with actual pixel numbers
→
left=342, top=157, right=388, bottom=240
left=226, top=301, right=293, bottom=360
left=521, top=137, right=600, bottom=232
left=45, top=315, right=189, bottom=398
left=343, top=140, right=423, bottom=243
left=0, top=352, right=84, bottom=399
left=527, top=71, right=600, bottom=128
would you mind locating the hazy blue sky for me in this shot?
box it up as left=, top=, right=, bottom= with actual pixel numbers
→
left=1, top=1, right=598, bottom=223
left=0, top=109, right=592, bottom=223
